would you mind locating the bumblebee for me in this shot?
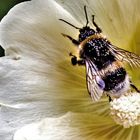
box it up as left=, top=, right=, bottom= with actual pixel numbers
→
left=59, top=6, right=140, bottom=102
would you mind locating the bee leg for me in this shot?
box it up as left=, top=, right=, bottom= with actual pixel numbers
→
left=107, top=94, right=112, bottom=102
left=69, top=53, right=77, bottom=65
left=61, top=33, right=80, bottom=46
left=92, top=15, right=102, bottom=33
left=69, top=53, right=85, bottom=66
left=130, top=82, right=140, bottom=93
left=77, top=59, right=85, bottom=65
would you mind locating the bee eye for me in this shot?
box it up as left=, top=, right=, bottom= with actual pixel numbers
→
left=80, top=29, right=83, bottom=33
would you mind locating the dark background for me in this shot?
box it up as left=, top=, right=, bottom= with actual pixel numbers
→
left=0, top=0, right=29, bottom=56
left=0, top=0, right=29, bottom=20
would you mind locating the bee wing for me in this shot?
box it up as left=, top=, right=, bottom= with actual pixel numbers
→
left=109, top=45, right=140, bottom=67
left=85, top=59, right=105, bottom=102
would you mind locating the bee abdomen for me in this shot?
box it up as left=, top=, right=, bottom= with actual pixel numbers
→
left=102, top=67, right=126, bottom=91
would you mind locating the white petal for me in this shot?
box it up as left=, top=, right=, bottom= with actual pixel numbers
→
left=13, top=111, right=139, bottom=140
left=0, top=0, right=86, bottom=139
left=13, top=112, right=114, bottom=140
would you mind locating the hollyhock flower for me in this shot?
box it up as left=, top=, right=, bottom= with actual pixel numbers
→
left=0, top=0, right=140, bottom=140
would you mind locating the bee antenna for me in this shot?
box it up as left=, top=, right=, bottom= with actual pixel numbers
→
left=59, top=19, right=81, bottom=30
left=84, top=6, right=89, bottom=27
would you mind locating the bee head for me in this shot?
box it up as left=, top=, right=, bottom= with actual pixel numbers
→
left=59, top=6, right=96, bottom=42
left=79, top=26, right=95, bottom=42
left=78, top=6, right=96, bottom=42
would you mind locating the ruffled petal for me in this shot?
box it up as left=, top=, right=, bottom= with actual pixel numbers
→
left=0, top=0, right=85, bottom=139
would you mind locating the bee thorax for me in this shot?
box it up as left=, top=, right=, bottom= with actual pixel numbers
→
left=80, top=37, right=115, bottom=70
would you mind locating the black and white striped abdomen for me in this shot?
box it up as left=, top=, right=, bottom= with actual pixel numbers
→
left=102, top=67, right=130, bottom=98
left=102, top=67, right=126, bottom=91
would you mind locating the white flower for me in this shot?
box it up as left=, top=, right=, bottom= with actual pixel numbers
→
left=0, top=0, right=140, bottom=140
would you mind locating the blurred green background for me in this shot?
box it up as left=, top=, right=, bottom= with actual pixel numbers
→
left=0, top=0, right=29, bottom=56
left=0, top=0, right=29, bottom=20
